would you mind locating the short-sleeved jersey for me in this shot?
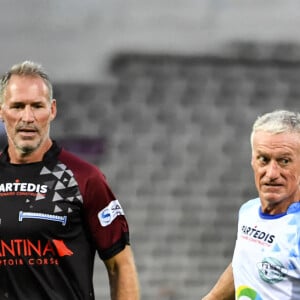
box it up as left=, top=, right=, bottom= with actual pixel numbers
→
left=0, top=142, right=130, bottom=299
left=232, top=198, right=300, bottom=299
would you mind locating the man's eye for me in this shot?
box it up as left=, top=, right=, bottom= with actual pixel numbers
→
left=11, top=105, right=23, bottom=109
left=258, top=156, right=268, bottom=163
left=32, top=102, right=46, bottom=109
left=280, top=158, right=290, bottom=165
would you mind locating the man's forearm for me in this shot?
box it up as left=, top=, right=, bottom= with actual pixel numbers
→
left=106, top=246, right=140, bottom=300
left=109, top=263, right=140, bottom=300
left=201, top=262, right=235, bottom=300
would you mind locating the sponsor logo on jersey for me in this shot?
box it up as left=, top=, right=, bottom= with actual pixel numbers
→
left=236, top=285, right=262, bottom=300
left=52, top=240, right=74, bottom=256
left=19, top=211, right=67, bottom=226
left=0, top=180, right=48, bottom=197
left=98, top=200, right=124, bottom=227
left=241, top=225, right=275, bottom=245
left=257, top=257, right=287, bottom=283
left=0, top=239, right=73, bottom=267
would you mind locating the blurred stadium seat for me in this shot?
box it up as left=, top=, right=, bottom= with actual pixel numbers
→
left=52, top=42, right=300, bottom=299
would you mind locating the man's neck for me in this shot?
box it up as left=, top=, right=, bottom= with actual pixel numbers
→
left=8, top=139, right=52, bottom=164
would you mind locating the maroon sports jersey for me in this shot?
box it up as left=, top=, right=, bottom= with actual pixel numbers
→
left=0, top=141, right=130, bottom=299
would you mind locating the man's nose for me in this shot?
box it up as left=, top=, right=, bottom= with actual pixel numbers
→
left=265, top=161, right=280, bottom=180
left=22, top=106, right=35, bottom=122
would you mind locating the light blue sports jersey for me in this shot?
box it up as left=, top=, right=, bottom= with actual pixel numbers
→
left=232, top=198, right=300, bottom=300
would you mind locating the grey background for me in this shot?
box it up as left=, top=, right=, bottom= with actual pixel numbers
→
left=1, top=1, right=300, bottom=299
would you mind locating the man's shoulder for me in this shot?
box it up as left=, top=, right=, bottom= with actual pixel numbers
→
left=240, top=197, right=260, bottom=213
left=58, top=148, right=103, bottom=177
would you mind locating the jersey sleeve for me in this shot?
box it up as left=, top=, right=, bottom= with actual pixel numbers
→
left=83, top=169, right=130, bottom=260
left=59, top=149, right=130, bottom=260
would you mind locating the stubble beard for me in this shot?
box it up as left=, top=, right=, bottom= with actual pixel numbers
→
left=14, top=138, right=43, bottom=156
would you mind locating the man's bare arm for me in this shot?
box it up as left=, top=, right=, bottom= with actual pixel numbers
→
left=201, top=262, right=235, bottom=300
left=104, top=245, right=140, bottom=300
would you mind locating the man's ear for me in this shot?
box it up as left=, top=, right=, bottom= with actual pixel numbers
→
left=251, top=156, right=255, bottom=170
left=50, top=99, right=57, bottom=121
left=0, top=106, right=4, bottom=122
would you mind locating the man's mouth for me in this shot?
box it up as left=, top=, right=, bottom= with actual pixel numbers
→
left=17, top=126, right=37, bottom=133
left=17, top=128, right=38, bottom=138
left=263, top=183, right=283, bottom=192
left=265, top=183, right=281, bottom=187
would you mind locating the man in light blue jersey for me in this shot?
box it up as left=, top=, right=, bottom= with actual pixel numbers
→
left=202, top=110, right=300, bottom=299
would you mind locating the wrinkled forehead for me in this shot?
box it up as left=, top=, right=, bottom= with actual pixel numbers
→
left=252, top=131, right=300, bottom=154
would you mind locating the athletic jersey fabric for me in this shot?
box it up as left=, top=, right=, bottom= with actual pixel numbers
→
left=232, top=198, right=300, bottom=299
left=0, top=142, right=130, bottom=299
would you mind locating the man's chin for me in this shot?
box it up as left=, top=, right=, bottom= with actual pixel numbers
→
left=16, top=142, right=39, bottom=155
left=260, top=192, right=282, bottom=203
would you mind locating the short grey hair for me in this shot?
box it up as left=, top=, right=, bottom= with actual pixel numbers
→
left=250, top=110, right=300, bottom=148
left=0, top=61, right=53, bottom=104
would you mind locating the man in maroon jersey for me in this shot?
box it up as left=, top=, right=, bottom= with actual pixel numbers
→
left=0, top=61, right=140, bottom=299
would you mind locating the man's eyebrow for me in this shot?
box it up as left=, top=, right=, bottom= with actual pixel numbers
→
left=255, top=150, right=267, bottom=155
left=10, top=99, right=44, bottom=104
left=9, top=101, right=24, bottom=105
left=256, top=150, right=293, bottom=158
